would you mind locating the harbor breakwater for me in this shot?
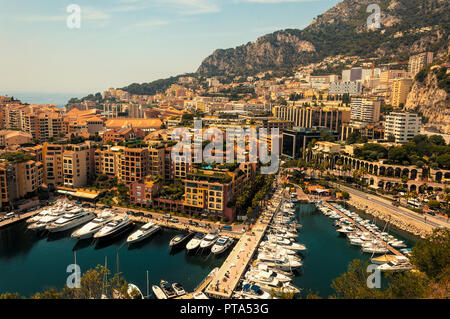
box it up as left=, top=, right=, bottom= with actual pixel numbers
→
left=347, top=196, right=432, bottom=239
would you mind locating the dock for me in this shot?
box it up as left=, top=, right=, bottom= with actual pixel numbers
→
left=323, top=201, right=404, bottom=257
left=203, top=195, right=282, bottom=299
left=0, top=210, right=41, bottom=229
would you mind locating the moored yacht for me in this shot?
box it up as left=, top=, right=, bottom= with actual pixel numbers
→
left=126, top=222, right=160, bottom=244
left=200, top=233, right=218, bottom=249
left=71, top=212, right=114, bottom=239
left=93, top=215, right=132, bottom=240
left=128, top=284, right=144, bottom=299
left=160, top=280, right=177, bottom=299
left=152, top=285, right=167, bottom=299
left=172, top=283, right=186, bottom=296
left=211, top=236, right=233, bottom=255
left=186, top=232, right=205, bottom=251
left=28, top=210, right=66, bottom=231
left=46, top=210, right=95, bottom=233
left=169, top=232, right=194, bottom=248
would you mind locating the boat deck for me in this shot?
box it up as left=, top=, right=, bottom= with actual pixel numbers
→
left=322, top=201, right=404, bottom=257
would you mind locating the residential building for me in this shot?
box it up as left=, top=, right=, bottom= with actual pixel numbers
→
left=350, top=98, right=381, bottom=123
left=408, top=52, right=434, bottom=77
left=329, top=81, right=363, bottom=95
left=391, top=78, right=413, bottom=107
left=385, top=112, right=422, bottom=143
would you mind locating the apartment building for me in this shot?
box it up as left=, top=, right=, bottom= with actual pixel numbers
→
left=43, top=142, right=95, bottom=188
left=183, top=165, right=250, bottom=221
left=329, top=81, right=363, bottom=95
left=273, top=106, right=350, bottom=133
left=391, top=78, right=413, bottom=107
left=350, top=98, right=381, bottom=123
left=0, top=130, right=33, bottom=147
left=119, top=148, right=149, bottom=185
left=95, top=146, right=124, bottom=179
left=385, top=112, right=422, bottom=144
left=0, top=159, right=44, bottom=207
left=129, top=176, right=162, bottom=207
left=408, top=52, right=434, bottom=77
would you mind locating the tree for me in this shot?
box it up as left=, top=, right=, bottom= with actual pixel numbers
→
left=427, top=200, right=441, bottom=211
left=410, top=229, right=450, bottom=281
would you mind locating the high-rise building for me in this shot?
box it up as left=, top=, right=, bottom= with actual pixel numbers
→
left=329, top=81, right=363, bottom=95
left=385, top=112, right=422, bottom=143
left=273, top=106, right=350, bottom=133
left=408, top=52, right=434, bottom=77
left=391, top=78, right=413, bottom=107
left=350, top=98, right=381, bottom=123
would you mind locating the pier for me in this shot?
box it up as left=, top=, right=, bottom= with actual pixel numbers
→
left=203, top=193, right=283, bottom=299
left=0, top=210, right=41, bottom=229
left=322, top=201, right=404, bottom=257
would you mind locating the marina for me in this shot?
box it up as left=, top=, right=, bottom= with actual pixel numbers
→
left=0, top=189, right=418, bottom=298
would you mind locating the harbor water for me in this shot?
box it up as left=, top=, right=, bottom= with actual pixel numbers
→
left=0, top=223, right=226, bottom=298
left=0, top=203, right=419, bottom=298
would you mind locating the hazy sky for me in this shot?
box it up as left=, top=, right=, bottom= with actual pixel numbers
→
left=0, top=0, right=340, bottom=95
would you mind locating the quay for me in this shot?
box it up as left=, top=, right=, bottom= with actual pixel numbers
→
left=322, top=201, right=404, bottom=257
left=0, top=210, right=41, bottom=230
left=203, top=192, right=284, bottom=299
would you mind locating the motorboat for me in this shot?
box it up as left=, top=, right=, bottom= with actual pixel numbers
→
left=388, top=240, right=407, bottom=248
left=28, top=210, right=66, bottom=231
left=46, top=211, right=95, bottom=233
left=27, top=209, right=52, bottom=224
left=192, top=292, right=209, bottom=299
left=245, top=267, right=292, bottom=284
left=200, top=233, right=218, bottom=249
left=248, top=279, right=300, bottom=296
left=128, top=284, right=144, bottom=299
left=256, top=253, right=302, bottom=270
left=186, top=232, right=205, bottom=251
left=234, top=283, right=272, bottom=299
left=126, top=222, right=160, bottom=244
left=377, top=256, right=413, bottom=272
left=71, top=212, right=115, bottom=239
left=172, top=283, right=186, bottom=296
left=93, top=215, right=132, bottom=240
left=211, top=236, right=233, bottom=255
left=160, top=280, right=177, bottom=299
left=169, top=232, right=194, bottom=248
left=152, top=285, right=167, bottom=299
left=371, top=254, right=398, bottom=265
left=337, top=226, right=355, bottom=234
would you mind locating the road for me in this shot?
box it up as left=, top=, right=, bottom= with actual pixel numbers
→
left=331, top=182, right=449, bottom=230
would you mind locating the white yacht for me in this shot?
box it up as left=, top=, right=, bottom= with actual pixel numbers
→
left=71, top=212, right=114, bottom=239
left=152, top=285, right=167, bottom=299
left=192, top=292, right=209, bottom=299
left=46, top=211, right=95, bottom=233
left=245, top=267, right=292, bottom=284
left=128, top=284, right=144, bottom=299
left=211, top=236, right=233, bottom=255
left=377, top=256, right=413, bottom=272
left=234, top=283, right=272, bottom=299
left=27, top=209, right=52, bottom=224
left=28, top=210, right=66, bottom=231
left=256, top=253, right=302, bottom=270
left=246, top=278, right=300, bottom=296
left=93, top=215, right=132, bottom=240
left=172, top=283, right=186, bottom=297
left=200, top=233, right=218, bottom=249
left=126, top=222, right=160, bottom=244
left=186, top=232, right=205, bottom=251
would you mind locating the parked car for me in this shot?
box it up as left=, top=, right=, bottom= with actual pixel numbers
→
left=199, top=223, right=207, bottom=228
left=5, top=213, right=15, bottom=219
left=75, top=201, right=82, bottom=205
left=189, top=220, right=199, bottom=226
left=82, top=203, right=91, bottom=208
left=221, top=225, right=232, bottom=231
left=169, top=218, right=179, bottom=223
left=163, top=214, right=171, bottom=219
left=104, top=204, right=112, bottom=209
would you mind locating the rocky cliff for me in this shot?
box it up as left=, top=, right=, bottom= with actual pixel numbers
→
left=404, top=68, right=450, bottom=134
left=197, top=0, right=449, bottom=76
